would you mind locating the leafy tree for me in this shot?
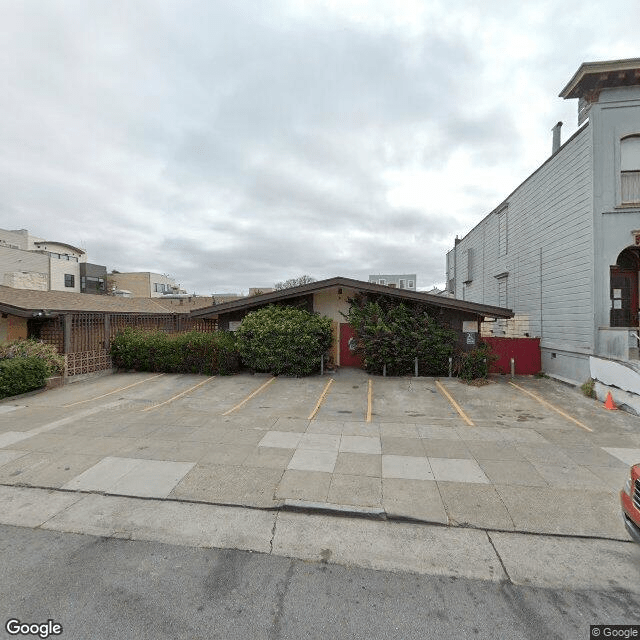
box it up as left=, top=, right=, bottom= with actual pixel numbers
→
left=345, top=294, right=457, bottom=376
left=235, top=305, right=332, bottom=376
left=274, top=275, right=316, bottom=290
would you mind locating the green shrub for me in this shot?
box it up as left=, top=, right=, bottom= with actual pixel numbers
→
left=345, top=295, right=457, bottom=376
left=0, top=339, right=65, bottom=376
left=235, top=305, right=332, bottom=376
left=454, top=342, right=495, bottom=381
left=0, top=357, right=50, bottom=398
left=581, top=378, right=595, bottom=398
left=110, top=329, right=240, bottom=375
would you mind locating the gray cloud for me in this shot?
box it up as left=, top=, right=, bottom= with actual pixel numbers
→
left=0, top=0, right=637, bottom=293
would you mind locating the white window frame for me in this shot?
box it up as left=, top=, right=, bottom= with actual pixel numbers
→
left=621, top=135, right=640, bottom=205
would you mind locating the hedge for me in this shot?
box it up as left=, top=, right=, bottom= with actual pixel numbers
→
left=345, top=295, right=457, bottom=376
left=110, top=329, right=240, bottom=375
left=235, top=305, right=333, bottom=376
left=0, top=357, right=50, bottom=398
left=0, top=339, right=65, bottom=376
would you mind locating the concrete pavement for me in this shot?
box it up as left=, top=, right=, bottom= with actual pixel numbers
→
left=1, top=369, right=639, bottom=539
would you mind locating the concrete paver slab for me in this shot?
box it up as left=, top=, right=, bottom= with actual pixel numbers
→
left=275, top=470, right=331, bottom=502
left=258, top=431, right=302, bottom=449
left=298, top=433, right=341, bottom=451
left=515, top=443, right=576, bottom=466
left=494, top=485, right=625, bottom=538
left=272, top=511, right=506, bottom=581
left=271, top=418, right=309, bottom=432
left=0, top=449, right=28, bottom=466
left=429, top=458, right=490, bottom=484
left=530, top=463, right=609, bottom=490
left=438, top=482, right=515, bottom=530
left=477, top=459, right=547, bottom=487
left=327, top=474, right=382, bottom=508
left=382, top=455, right=433, bottom=480
left=288, top=448, right=338, bottom=473
left=560, top=444, right=631, bottom=468
left=465, top=442, right=525, bottom=461
left=381, top=436, right=425, bottom=456
left=602, top=447, right=640, bottom=466
left=586, top=465, right=629, bottom=492
left=339, top=435, right=381, bottom=455
left=170, top=464, right=282, bottom=507
left=306, top=420, right=343, bottom=434
left=199, top=444, right=254, bottom=466
left=489, top=531, right=640, bottom=594
left=334, top=453, right=381, bottom=477
left=416, top=424, right=461, bottom=439
left=0, top=432, right=50, bottom=449
left=42, top=493, right=276, bottom=553
left=0, top=452, right=102, bottom=488
left=242, top=447, right=294, bottom=469
left=61, top=456, right=146, bottom=492
left=341, top=421, right=380, bottom=436
left=379, top=423, right=419, bottom=438
left=0, top=485, right=83, bottom=527
left=381, top=478, right=448, bottom=523
left=108, top=459, right=196, bottom=498
left=421, top=438, right=472, bottom=459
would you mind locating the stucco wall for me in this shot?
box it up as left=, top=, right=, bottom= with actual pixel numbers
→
left=49, top=256, right=80, bottom=292
left=0, top=315, right=28, bottom=343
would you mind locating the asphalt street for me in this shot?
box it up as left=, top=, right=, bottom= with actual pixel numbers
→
left=1, top=524, right=638, bottom=640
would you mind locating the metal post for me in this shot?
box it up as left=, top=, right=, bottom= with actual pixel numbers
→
left=448, top=357, right=453, bottom=378
left=414, top=357, right=418, bottom=377
left=104, top=314, right=111, bottom=351
left=510, top=357, right=515, bottom=378
left=320, top=354, right=324, bottom=376
left=383, top=364, right=387, bottom=377
left=63, top=314, right=72, bottom=355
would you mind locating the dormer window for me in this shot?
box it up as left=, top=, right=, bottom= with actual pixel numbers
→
left=621, top=135, right=640, bottom=205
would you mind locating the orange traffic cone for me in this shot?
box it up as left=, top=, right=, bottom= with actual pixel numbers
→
left=604, top=392, right=617, bottom=410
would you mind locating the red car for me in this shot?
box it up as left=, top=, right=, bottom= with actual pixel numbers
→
left=621, top=464, right=640, bottom=543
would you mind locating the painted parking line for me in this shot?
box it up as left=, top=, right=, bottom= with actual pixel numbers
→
left=508, top=381, right=593, bottom=432
left=435, top=380, right=474, bottom=427
left=221, top=377, right=276, bottom=416
left=64, top=374, right=166, bottom=407
left=142, top=377, right=216, bottom=412
left=308, top=378, right=334, bottom=420
left=366, top=378, right=373, bottom=423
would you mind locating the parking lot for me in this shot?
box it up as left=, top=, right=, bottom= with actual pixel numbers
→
left=1, top=369, right=640, bottom=539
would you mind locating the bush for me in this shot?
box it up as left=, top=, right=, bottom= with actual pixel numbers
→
left=235, top=305, right=332, bottom=376
left=110, top=329, right=240, bottom=375
left=454, top=342, right=495, bottom=381
left=345, top=295, right=457, bottom=376
left=0, top=357, right=50, bottom=398
left=0, top=339, right=65, bottom=376
left=581, top=378, right=595, bottom=398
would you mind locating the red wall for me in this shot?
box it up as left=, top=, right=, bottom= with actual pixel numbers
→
left=483, top=337, right=541, bottom=375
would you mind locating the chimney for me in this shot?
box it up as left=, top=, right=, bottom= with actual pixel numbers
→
left=552, top=121, right=563, bottom=154
left=454, top=235, right=461, bottom=246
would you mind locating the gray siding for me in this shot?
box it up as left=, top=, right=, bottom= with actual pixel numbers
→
left=451, top=124, right=593, bottom=352
left=0, top=246, right=49, bottom=285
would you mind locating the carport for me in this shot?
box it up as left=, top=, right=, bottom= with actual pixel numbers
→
left=190, top=277, right=513, bottom=368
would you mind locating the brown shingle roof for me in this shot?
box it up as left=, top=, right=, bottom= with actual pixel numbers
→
left=0, top=286, right=197, bottom=317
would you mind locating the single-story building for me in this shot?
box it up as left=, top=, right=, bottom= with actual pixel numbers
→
left=0, top=286, right=216, bottom=376
left=191, top=277, right=513, bottom=368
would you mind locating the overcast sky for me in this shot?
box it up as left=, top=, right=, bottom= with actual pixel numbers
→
left=1, top=1, right=638, bottom=294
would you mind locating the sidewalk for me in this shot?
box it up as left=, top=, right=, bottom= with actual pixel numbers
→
left=0, top=369, right=639, bottom=541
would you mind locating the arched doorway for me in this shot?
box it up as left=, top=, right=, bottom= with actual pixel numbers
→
left=610, top=246, right=640, bottom=327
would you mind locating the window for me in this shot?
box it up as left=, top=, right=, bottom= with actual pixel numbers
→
left=378, top=279, right=386, bottom=285
left=154, top=283, right=167, bottom=293
left=399, top=279, right=406, bottom=289
left=464, top=248, right=473, bottom=283
left=64, top=274, right=75, bottom=288
left=495, top=272, right=508, bottom=307
left=408, top=280, right=415, bottom=289
left=621, top=135, right=640, bottom=204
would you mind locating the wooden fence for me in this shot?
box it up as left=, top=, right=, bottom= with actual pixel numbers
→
left=29, top=312, right=217, bottom=377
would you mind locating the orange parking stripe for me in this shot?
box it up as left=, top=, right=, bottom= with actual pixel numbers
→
left=435, top=380, right=474, bottom=427
left=64, top=374, right=165, bottom=407
left=308, top=378, right=334, bottom=420
left=143, top=376, right=215, bottom=412
left=222, top=377, right=276, bottom=415
left=508, top=381, right=593, bottom=432
left=366, top=379, right=373, bottom=422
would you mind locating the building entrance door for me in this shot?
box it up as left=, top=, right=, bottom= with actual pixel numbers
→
left=339, top=323, right=364, bottom=368
left=611, top=246, right=640, bottom=327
